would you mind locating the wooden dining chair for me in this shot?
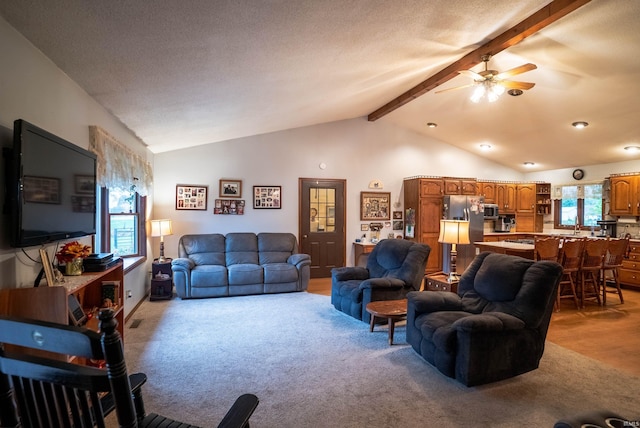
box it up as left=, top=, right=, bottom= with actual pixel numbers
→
left=0, top=309, right=259, bottom=428
left=556, top=237, right=584, bottom=311
left=534, top=236, right=561, bottom=262
left=600, top=237, right=629, bottom=305
left=579, top=238, right=608, bottom=308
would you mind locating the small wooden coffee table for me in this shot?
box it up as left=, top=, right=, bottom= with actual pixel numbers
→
left=365, top=299, right=408, bottom=345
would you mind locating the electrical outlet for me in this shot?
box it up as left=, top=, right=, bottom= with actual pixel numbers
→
left=127, top=290, right=132, bottom=298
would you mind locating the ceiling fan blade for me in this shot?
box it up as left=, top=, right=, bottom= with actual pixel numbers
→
left=459, top=70, right=485, bottom=80
left=495, top=63, right=537, bottom=80
left=498, top=80, right=536, bottom=90
left=435, top=83, right=476, bottom=94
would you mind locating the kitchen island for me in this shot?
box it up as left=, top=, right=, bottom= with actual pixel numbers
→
left=474, top=241, right=535, bottom=260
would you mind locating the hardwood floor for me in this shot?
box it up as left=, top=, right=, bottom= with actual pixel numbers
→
left=307, top=278, right=640, bottom=377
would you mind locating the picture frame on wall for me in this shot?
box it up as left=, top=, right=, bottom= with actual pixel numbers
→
left=360, top=191, right=390, bottom=221
left=214, top=199, right=245, bottom=215
left=176, top=184, right=208, bottom=210
left=74, top=175, right=95, bottom=194
left=253, top=185, right=281, bottom=209
left=23, top=176, right=60, bottom=204
left=219, top=179, right=242, bottom=198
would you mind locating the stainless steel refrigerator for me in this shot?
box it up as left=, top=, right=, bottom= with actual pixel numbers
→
left=442, top=195, right=485, bottom=275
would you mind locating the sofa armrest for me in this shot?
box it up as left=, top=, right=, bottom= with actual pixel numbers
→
left=359, top=277, right=405, bottom=290
left=407, top=290, right=463, bottom=314
left=452, top=312, right=526, bottom=333
left=171, top=257, right=195, bottom=271
left=171, top=258, right=195, bottom=298
left=331, top=266, right=369, bottom=282
left=288, top=253, right=311, bottom=269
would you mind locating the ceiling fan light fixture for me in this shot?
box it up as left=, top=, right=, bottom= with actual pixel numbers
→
left=572, top=121, right=589, bottom=129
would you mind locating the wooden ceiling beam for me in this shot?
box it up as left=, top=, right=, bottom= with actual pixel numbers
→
left=367, top=0, right=592, bottom=121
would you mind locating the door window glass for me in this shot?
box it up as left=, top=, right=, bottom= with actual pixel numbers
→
left=309, top=188, right=336, bottom=232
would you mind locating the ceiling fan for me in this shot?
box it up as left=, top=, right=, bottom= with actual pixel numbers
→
left=436, top=54, right=537, bottom=102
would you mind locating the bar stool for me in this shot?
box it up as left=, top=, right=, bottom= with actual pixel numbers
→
left=556, top=237, right=583, bottom=311
left=534, top=236, right=561, bottom=262
left=600, top=237, right=629, bottom=305
left=579, top=238, right=607, bottom=308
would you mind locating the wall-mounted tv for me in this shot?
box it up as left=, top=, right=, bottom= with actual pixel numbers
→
left=6, top=119, right=97, bottom=248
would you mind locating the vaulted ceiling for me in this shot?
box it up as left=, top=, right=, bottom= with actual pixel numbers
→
left=1, top=0, right=639, bottom=172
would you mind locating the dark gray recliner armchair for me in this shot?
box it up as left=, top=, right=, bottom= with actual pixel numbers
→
left=331, top=239, right=431, bottom=323
left=406, top=252, right=563, bottom=386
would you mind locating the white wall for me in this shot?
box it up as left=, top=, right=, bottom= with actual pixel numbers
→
left=153, top=118, right=524, bottom=264
left=0, top=16, right=152, bottom=317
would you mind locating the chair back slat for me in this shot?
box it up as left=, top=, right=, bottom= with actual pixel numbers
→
left=534, top=236, right=561, bottom=262
left=582, top=239, right=608, bottom=269
left=559, top=238, right=584, bottom=271
left=604, top=237, right=629, bottom=267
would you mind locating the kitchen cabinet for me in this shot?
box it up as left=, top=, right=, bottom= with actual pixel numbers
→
left=620, top=240, right=640, bottom=290
left=478, top=181, right=496, bottom=203
left=610, top=174, right=640, bottom=216
left=496, top=183, right=516, bottom=214
left=444, top=178, right=477, bottom=195
left=516, top=183, right=536, bottom=213
left=404, top=178, right=443, bottom=274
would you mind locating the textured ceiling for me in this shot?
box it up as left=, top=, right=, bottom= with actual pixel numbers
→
left=1, top=0, right=639, bottom=172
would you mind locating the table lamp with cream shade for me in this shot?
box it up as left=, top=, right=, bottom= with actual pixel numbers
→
left=438, top=219, right=470, bottom=282
left=151, top=219, right=173, bottom=263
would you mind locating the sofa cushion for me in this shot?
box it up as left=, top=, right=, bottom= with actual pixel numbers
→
left=263, top=263, right=298, bottom=284
left=258, top=233, right=297, bottom=264
left=228, top=263, right=263, bottom=285
left=226, top=233, right=259, bottom=265
left=191, top=265, right=228, bottom=288
left=179, top=234, right=226, bottom=266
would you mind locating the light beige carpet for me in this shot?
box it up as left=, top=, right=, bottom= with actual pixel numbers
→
left=118, top=292, right=639, bottom=427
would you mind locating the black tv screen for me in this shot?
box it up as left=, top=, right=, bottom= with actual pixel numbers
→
left=8, top=119, right=97, bottom=248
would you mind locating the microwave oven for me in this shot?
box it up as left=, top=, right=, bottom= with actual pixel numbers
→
left=484, top=204, right=499, bottom=219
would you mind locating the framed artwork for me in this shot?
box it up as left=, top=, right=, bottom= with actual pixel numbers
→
left=71, top=195, right=95, bottom=213
left=360, top=224, right=369, bottom=231
left=393, top=211, right=403, bottom=220
left=214, top=199, right=245, bottom=215
left=176, top=184, right=208, bottom=210
left=39, top=248, right=56, bottom=286
left=220, top=179, right=242, bottom=198
left=253, top=186, right=281, bottom=209
left=360, top=191, right=390, bottom=221
left=393, top=220, right=404, bottom=231
left=75, top=175, right=95, bottom=194
left=23, top=176, right=60, bottom=204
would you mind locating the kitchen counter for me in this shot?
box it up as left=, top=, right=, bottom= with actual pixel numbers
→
left=474, top=241, right=535, bottom=259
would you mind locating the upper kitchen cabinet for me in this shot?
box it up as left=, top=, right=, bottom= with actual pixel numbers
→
left=516, top=183, right=536, bottom=213
left=443, top=178, right=477, bottom=195
left=478, top=181, right=496, bottom=203
left=496, top=183, right=517, bottom=214
left=610, top=174, right=640, bottom=216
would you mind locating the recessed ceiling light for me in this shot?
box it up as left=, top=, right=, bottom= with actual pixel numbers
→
left=523, top=162, right=535, bottom=167
left=507, top=89, right=523, bottom=96
left=479, top=144, right=492, bottom=151
left=624, top=145, right=640, bottom=152
left=426, top=122, right=438, bottom=128
left=572, top=121, right=589, bottom=129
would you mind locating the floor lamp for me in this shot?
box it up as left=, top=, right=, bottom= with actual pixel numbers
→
left=438, top=219, right=470, bottom=282
left=151, top=219, right=173, bottom=263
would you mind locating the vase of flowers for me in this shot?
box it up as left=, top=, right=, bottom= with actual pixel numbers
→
left=56, top=241, right=91, bottom=276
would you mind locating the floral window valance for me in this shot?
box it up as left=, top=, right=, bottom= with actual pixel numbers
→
left=89, top=126, right=152, bottom=195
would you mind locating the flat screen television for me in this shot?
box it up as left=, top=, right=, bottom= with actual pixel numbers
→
left=6, top=119, right=97, bottom=248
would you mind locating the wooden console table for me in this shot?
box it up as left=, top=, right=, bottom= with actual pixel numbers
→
left=353, top=242, right=376, bottom=267
left=0, top=260, right=125, bottom=339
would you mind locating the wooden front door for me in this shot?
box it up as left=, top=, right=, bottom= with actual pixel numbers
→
left=299, top=178, right=346, bottom=278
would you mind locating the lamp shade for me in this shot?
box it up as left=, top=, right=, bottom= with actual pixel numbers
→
left=151, top=219, right=173, bottom=237
left=438, top=220, right=470, bottom=245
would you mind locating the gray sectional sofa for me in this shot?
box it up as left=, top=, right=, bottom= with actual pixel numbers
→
left=171, top=232, right=311, bottom=299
